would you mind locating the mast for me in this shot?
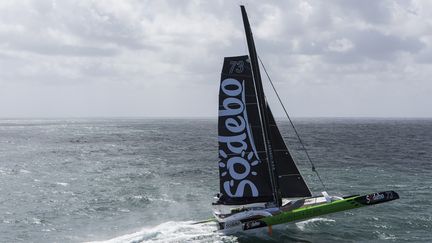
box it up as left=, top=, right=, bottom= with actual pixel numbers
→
left=240, top=5, right=280, bottom=205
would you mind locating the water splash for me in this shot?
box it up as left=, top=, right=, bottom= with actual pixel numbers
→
left=86, top=221, right=236, bottom=243
left=295, top=218, right=336, bottom=231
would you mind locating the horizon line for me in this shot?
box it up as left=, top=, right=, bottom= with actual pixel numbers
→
left=1, top=116, right=432, bottom=120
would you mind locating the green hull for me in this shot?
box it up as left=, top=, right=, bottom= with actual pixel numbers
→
left=226, top=190, right=399, bottom=231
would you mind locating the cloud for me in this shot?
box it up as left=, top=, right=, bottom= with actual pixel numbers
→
left=333, top=0, right=394, bottom=24
left=0, top=0, right=431, bottom=117
left=324, top=30, right=425, bottom=63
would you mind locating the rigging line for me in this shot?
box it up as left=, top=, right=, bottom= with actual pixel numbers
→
left=257, top=55, right=327, bottom=192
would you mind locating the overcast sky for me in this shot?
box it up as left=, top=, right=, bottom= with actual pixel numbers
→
left=0, top=0, right=431, bottom=118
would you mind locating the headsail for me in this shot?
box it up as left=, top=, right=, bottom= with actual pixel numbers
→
left=218, top=55, right=273, bottom=205
left=267, top=106, right=312, bottom=197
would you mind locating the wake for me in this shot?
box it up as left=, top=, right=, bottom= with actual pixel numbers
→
left=86, top=221, right=236, bottom=243
left=86, top=218, right=335, bottom=242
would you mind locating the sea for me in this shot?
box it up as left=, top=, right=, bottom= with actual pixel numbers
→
left=0, top=118, right=430, bottom=242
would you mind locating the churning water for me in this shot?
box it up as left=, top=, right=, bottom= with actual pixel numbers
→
left=0, top=118, right=431, bottom=242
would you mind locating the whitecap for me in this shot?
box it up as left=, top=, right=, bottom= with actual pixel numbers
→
left=32, top=217, right=42, bottom=225
left=147, top=196, right=176, bottom=204
left=56, top=182, right=69, bottom=186
left=375, top=230, right=397, bottom=240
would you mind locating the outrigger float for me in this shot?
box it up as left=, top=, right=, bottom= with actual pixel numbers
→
left=201, top=6, right=399, bottom=235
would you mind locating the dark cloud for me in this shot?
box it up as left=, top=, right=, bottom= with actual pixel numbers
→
left=325, top=30, right=425, bottom=63
left=351, top=30, right=424, bottom=58
left=415, top=49, right=432, bottom=63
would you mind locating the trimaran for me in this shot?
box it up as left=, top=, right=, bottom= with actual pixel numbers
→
left=198, top=6, right=399, bottom=235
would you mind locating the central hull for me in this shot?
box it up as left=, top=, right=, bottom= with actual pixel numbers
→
left=216, top=191, right=399, bottom=232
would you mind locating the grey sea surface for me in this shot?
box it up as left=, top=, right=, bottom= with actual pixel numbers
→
left=0, top=118, right=431, bottom=242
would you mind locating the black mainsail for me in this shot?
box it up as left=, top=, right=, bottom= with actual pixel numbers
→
left=217, top=6, right=310, bottom=206
left=218, top=55, right=274, bottom=205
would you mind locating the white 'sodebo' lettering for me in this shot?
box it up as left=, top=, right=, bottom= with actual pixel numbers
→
left=218, top=78, right=259, bottom=197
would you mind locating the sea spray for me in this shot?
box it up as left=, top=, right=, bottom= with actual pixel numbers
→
left=86, top=221, right=235, bottom=243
